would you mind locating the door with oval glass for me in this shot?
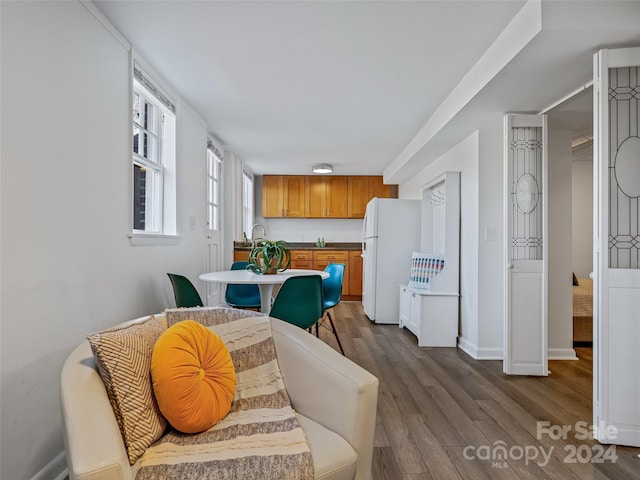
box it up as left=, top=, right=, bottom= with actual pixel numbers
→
left=592, top=47, right=640, bottom=447
left=503, top=113, right=548, bottom=376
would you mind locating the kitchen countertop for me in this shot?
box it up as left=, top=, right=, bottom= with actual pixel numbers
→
left=234, top=241, right=361, bottom=251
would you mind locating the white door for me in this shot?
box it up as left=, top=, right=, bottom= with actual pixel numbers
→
left=593, top=47, right=640, bottom=446
left=503, top=114, right=548, bottom=376
left=205, top=142, right=224, bottom=306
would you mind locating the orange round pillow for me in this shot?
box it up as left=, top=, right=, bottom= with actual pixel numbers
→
left=151, top=320, right=236, bottom=433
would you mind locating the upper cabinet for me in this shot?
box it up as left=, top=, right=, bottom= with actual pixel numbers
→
left=305, top=176, right=348, bottom=218
left=262, top=175, right=396, bottom=218
left=347, top=176, right=396, bottom=218
left=347, top=177, right=369, bottom=218
left=368, top=175, right=395, bottom=200
left=262, top=175, right=283, bottom=217
left=262, top=175, right=305, bottom=218
left=283, top=176, right=305, bottom=217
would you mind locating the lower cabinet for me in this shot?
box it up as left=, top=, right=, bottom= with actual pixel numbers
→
left=234, top=248, right=363, bottom=299
left=398, top=285, right=458, bottom=347
left=289, top=250, right=313, bottom=269
left=234, top=250, right=250, bottom=262
left=313, top=250, right=349, bottom=296
left=348, top=250, right=363, bottom=296
left=398, top=286, right=420, bottom=336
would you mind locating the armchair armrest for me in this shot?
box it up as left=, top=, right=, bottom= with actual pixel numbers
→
left=271, top=318, right=378, bottom=480
left=61, top=341, right=133, bottom=480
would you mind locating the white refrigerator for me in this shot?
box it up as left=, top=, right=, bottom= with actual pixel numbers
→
left=362, top=198, right=421, bottom=324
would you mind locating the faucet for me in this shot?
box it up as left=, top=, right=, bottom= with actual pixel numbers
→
left=250, top=224, right=266, bottom=242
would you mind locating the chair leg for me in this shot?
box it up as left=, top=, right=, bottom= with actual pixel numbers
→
left=326, top=310, right=345, bottom=356
left=315, top=312, right=326, bottom=337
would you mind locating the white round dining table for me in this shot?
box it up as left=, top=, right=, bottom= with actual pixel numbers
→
left=199, top=268, right=329, bottom=315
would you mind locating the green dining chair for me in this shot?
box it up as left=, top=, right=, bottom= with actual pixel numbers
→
left=167, top=273, right=204, bottom=308
left=269, top=275, right=324, bottom=330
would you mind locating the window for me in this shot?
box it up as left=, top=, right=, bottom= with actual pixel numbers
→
left=242, top=167, right=254, bottom=239
left=207, top=141, right=223, bottom=232
left=132, top=62, right=176, bottom=235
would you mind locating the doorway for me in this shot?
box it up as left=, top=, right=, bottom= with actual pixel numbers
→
left=546, top=86, right=594, bottom=357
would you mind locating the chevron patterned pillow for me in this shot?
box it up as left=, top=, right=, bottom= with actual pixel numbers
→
left=87, top=316, right=167, bottom=465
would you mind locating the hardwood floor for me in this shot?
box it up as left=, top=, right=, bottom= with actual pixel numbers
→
left=319, top=302, right=640, bottom=480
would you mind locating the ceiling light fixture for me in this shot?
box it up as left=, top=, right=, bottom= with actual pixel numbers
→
left=312, top=163, right=333, bottom=174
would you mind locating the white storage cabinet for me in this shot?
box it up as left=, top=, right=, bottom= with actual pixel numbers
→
left=399, top=286, right=458, bottom=347
left=399, top=171, right=460, bottom=347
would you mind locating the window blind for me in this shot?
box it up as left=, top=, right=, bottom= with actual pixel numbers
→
left=207, top=139, right=224, bottom=161
left=133, top=62, right=176, bottom=113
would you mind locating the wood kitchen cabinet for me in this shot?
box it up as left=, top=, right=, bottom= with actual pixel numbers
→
left=312, top=250, right=349, bottom=270
left=262, top=175, right=283, bottom=217
left=326, top=177, right=348, bottom=218
left=368, top=175, right=395, bottom=199
left=289, top=250, right=313, bottom=269
left=283, top=176, right=305, bottom=217
left=262, top=175, right=305, bottom=218
left=233, top=249, right=250, bottom=262
left=236, top=246, right=363, bottom=299
left=312, top=250, right=349, bottom=296
left=347, top=176, right=397, bottom=218
left=347, top=176, right=369, bottom=218
left=304, top=176, right=348, bottom=218
left=263, top=174, right=394, bottom=219
left=235, top=248, right=314, bottom=268
left=304, top=176, right=326, bottom=218
left=348, top=250, right=363, bottom=296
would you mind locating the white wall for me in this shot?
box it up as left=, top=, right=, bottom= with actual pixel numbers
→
left=0, top=3, right=209, bottom=479
left=572, top=159, right=593, bottom=278
left=253, top=176, right=364, bottom=243
left=262, top=218, right=364, bottom=243
left=476, top=121, right=505, bottom=359
left=399, top=131, right=480, bottom=357
left=547, top=129, right=575, bottom=358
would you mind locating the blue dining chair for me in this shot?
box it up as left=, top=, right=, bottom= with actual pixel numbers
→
left=224, top=261, right=261, bottom=310
left=317, top=263, right=346, bottom=355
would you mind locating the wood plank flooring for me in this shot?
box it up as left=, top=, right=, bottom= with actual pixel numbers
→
left=318, top=302, right=640, bottom=480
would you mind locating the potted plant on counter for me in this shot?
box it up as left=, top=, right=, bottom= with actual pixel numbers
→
left=247, top=238, right=291, bottom=274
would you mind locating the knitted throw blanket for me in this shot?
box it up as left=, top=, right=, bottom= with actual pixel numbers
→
left=135, top=307, right=314, bottom=480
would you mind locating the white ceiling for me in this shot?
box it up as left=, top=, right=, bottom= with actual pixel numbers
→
left=94, top=0, right=640, bottom=180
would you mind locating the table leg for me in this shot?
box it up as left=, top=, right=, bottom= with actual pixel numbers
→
left=258, top=284, right=275, bottom=314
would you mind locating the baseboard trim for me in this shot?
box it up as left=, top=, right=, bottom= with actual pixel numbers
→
left=548, top=348, right=578, bottom=361
left=475, top=347, right=503, bottom=360
left=31, top=451, right=67, bottom=480
left=457, top=337, right=477, bottom=358
left=459, top=338, right=579, bottom=362
left=457, top=337, right=503, bottom=360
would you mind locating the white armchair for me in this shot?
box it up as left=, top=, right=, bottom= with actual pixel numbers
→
left=61, top=314, right=379, bottom=480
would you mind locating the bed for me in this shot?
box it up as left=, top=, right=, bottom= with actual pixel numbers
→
left=573, top=276, right=593, bottom=344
